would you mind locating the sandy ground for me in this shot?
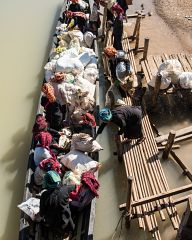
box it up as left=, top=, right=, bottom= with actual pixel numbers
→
left=155, top=0, right=192, bottom=52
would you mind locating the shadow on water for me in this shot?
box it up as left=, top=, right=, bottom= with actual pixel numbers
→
left=145, top=90, right=192, bottom=131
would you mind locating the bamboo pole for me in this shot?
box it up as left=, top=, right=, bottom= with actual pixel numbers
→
left=162, top=131, right=176, bottom=159
left=143, top=38, right=150, bottom=60
left=141, top=111, right=180, bottom=226
left=125, top=176, right=133, bottom=228
left=152, top=74, right=162, bottom=107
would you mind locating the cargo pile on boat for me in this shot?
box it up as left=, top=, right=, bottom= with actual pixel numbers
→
left=18, top=1, right=103, bottom=239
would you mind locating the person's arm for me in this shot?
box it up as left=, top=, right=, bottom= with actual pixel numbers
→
left=117, top=119, right=126, bottom=135
left=96, top=122, right=107, bottom=135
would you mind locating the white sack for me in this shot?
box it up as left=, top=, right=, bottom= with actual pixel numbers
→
left=75, top=76, right=96, bottom=99
left=61, top=150, right=99, bottom=174
left=34, top=147, right=52, bottom=166
left=71, top=133, right=103, bottom=152
left=63, top=171, right=81, bottom=185
left=78, top=52, right=91, bottom=67
left=179, top=72, right=192, bottom=89
left=83, top=68, right=99, bottom=84
left=18, top=198, right=40, bottom=221
left=148, top=75, right=171, bottom=90
left=56, top=55, right=84, bottom=75
left=158, top=59, right=182, bottom=84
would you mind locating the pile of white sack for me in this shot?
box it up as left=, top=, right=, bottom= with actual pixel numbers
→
left=148, top=59, right=192, bottom=90
left=44, top=27, right=99, bottom=116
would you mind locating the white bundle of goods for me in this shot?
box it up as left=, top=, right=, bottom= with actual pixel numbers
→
left=56, top=55, right=84, bottom=75
left=18, top=198, right=40, bottom=221
left=79, top=0, right=89, bottom=10
left=34, top=147, right=52, bottom=166
left=148, top=75, right=171, bottom=90
left=60, top=48, right=79, bottom=58
left=149, top=59, right=183, bottom=89
left=69, top=37, right=81, bottom=53
left=71, top=133, right=103, bottom=153
left=179, top=72, right=192, bottom=89
left=68, top=30, right=84, bottom=43
left=63, top=171, right=81, bottom=185
left=61, top=150, right=100, bottom=174
left=75, top=76, right=96, bottom=99
left=78, top=52, right=91, bottom=67
left=86, top=55, right=97, bottom=69
left=83, top=67, right=99, bottom=84
left=44, top=60, right=57, bottom=81
left=84, top=31, right=95, bottom=48
left=158, top=59, right=182, bottom=84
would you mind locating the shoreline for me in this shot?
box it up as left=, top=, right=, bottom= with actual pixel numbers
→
left=155, top=0, right=192, bottom=52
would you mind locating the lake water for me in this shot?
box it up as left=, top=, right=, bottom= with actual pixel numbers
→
left=0, top=1, right=64, bottom=239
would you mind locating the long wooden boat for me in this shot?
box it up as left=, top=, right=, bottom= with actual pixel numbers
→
left=18, top=1, right=100, bottom=239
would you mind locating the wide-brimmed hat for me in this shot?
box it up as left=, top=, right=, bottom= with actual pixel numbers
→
left=116, top=61, right=131, bottom=84
left=116, top=50, right=125, bottom=59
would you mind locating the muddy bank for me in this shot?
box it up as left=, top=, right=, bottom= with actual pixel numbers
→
left=155, top=0, right=192, bottom=52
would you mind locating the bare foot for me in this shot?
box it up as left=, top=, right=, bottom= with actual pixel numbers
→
left=121, top=139, right=132, bottom=144
left=137, top=137, right=146, bottom=144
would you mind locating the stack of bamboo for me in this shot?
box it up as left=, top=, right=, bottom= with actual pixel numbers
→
left=122, top=95, right=180, bottom=240
left=121, top=34, right=180, bottom=239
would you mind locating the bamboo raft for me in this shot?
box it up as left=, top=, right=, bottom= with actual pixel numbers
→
left=102, top=24, right=192, bottom=239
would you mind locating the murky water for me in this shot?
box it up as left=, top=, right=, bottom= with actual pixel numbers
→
left=94, top=1, right=192, bottom=240
left=0, top=1, right=63, bottom=239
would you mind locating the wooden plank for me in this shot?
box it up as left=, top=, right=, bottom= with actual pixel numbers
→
left=145, top=59, right=153, bottom=80
left=170, top=151, right=192, bottom=182
left=141, top=61, right=151, bottom=83
left=121, top=183, right=192, bottom=208
left=185, top=54, right=192, bottom=70
left=153, top=55, right=163, bottom=69
left=178, top=53, right=192, bottom=72
left=155, top=126, right=192, bottom=144
left=161, top=133, right=192, bottom=145
left=163, top=53, right=170, bottom=61
left=162, top=130, right=176, bottom=159
left=147, top=55, right=158, bottom=76
left=177, top=54, right=189, bottom=72
left=120, top=195, right=190, bottom=212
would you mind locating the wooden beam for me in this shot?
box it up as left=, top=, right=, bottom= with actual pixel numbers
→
left=170, top=151, right=192, bottom=182
left=128, top=195, right=190, bottom=216
left=156, top=126, right=192, bottom=144
left=152, top=74, right=162, bottom=106
left=162, top=130, right=176, bottom=159
left=161, top=133, right=192, bottom=146
left=143, top=38, right=149, bottom=60
left=125, top=176, right=133, bottom=228
left=158, top=145, right=180, bottom=150
left=119, top=184, right=192, bottom=208
left=177, top=195, right=192, bottom=240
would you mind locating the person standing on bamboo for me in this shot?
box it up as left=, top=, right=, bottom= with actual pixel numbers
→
left=89, top=0, right=102, bottom=36
left=111, top=3, right=124, bottom=50
left=96, top=106, right=145, bottom=144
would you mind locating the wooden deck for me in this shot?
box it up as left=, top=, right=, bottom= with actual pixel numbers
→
left=141, top=53, right=192, bottom=84
left=100, top=29, right=192, bottom=240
